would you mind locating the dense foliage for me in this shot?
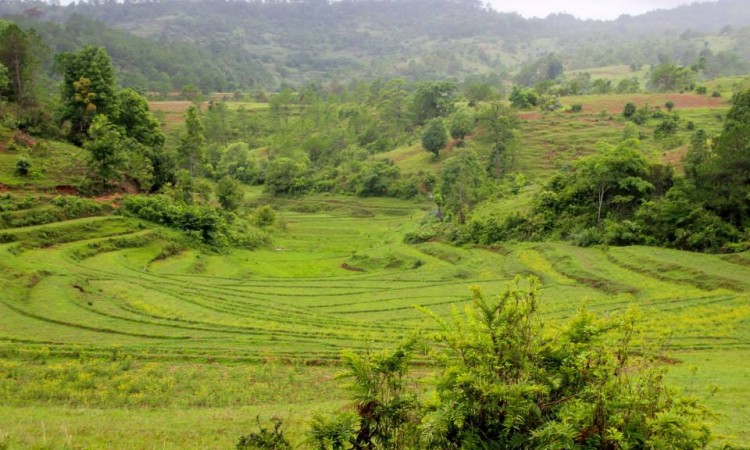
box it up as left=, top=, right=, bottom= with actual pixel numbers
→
left=459, top=91, right=750, bottom=253
left=305, top=279, right=712, bottom=449
left=2, top=0, right=750, bottom=89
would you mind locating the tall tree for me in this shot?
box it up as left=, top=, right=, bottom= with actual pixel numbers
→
left=178, top=106, right=206, bottom=176
left=421, top=118, right=448, bottom=159
left=84, top=115, right=126, bottom=192
left=57, top=46, right=119, bottom=144
left=0, top=21, right=42, bottom=105
left=438, top=149, right=484, bottom=224
left=705, top=89, right=750, bottom=227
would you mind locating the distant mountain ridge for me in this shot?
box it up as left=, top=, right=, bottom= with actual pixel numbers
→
left=1, top=0, right=749, bottom=90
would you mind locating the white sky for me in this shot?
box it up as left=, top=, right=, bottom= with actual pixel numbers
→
left=486, top=0, right=719, bottom=20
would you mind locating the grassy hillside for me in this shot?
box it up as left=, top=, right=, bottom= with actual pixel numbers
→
left=1, top=89, right=749, bottom=447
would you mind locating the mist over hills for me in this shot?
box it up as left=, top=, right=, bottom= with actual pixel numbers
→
left=2, top=0, right=749, bottom=91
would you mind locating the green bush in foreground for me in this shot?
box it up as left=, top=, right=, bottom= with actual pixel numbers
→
left=307, top=278, right=712, bottom=449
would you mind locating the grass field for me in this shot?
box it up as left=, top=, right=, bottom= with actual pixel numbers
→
left=1, top=92, right=748, bottom=448
left=0, top=189, right=748, bottom=447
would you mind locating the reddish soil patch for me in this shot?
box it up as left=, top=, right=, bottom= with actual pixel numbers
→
left=55, top=185, right=78, bottom=196
left=518, top=112, right=542, bottom=120
left=660, top=146, right=688, bottom=172
left=580, top=93, right=726, bottom=115
left=0, top=183, right=9, bottom=192
left=94, top=193, right=123, bottom=203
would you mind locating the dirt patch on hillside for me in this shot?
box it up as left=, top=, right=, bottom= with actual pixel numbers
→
left=55, top=185, right=78, bottom=195
left=518, top=112, right=542, bottom=120
left=0, top=183, right=9, bottom=192
left=579, top=93, right=726, bottom=114
left=660, top=146, right=688, bottom=171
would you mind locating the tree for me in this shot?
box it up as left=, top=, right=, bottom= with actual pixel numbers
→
left=421, top=119, right=447, bottom=159
left=622, top=102, right=637, bottom=118
left=412, top=81, right=457, bottom=125
left=0, top=63, right=9, bottom=101
left=704, top=89, right=750, bottom=227
left=478, top=102, right=519, bottom=178
left=265, top=157, right=309, bottom=196
left=509, top=86, right=538, bottom=109
left=217, top=142, right=259, bottom=184
left=57, top=46, right=119, bottom=144
left=575, top=140, right=654, bottom=224
left=216, top=175, right=244, bottom=211
left=438, top=150, right=484, bottom=224
left=320, top=279, right=712, bottom=449
left=178, top=106, right=206, bottom=176
left=84, top=115, right=126, bottom=192
left=648, top=63, right=696, bottom=92
left=115, top=88, right=171, bottom=190
left=418, top=279, right=711, bottom=449
left=115, top=89, right=164, bottom=148
left=449, top=109, right=474, bottom=144
left=0, top=21, right=42, bottom=105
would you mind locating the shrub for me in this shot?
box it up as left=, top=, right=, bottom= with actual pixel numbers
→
left=622, top=102, right=637, bottom=118
left=14, top=157, right=31, bottom=177
left=568, top=103, right=583, bottom=113
left=253, top=205, right=276, bottom=228
left=237, top=417, right=292, bottom=450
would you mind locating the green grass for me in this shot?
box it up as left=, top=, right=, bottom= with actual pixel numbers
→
left=1, top=193, right=748, bottom=446
left=0, top=92, right=747, bottom=447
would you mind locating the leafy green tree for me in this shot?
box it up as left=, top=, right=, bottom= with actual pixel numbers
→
left=616, top=77, right=640, bottom=94
left=269, top=88, right=295, bottom=127
left=478, top=102, right=519, bottom=178
left=0, top=63, right=11, bottom=102
left=204, top=100, right=231, bottom=146
left=575, top=140, right=654, bottom=224
left=115, top=88, right=164, bottom=148
left=684, top=129, right=711, bottom=183
left=173, top=169, right=195, bottom=204
left=339, top=342, right=420, bottom=450
left=0, top=21, right=42, bottom=105
left=352, top=160, right=400, bottom=197
left=418, top=278, right=711, bottom=449
left=449, top=109, right=474, bottom=144
left=216, top=175, right=244, bottom=211
left=438, top=150, right=484, bottom=224
left=509, top=86, right=538, bottom=109
left=178, top=106, right=206, bottom=176
left=705, top=89, right=750, bottom=227
left=648, top=63, right=696, bottom=92
left=84, top=115, right=126, bottom=192
left=421, top=118, right=447, bottom=159
left=412, top=81, right=457, bottom=125
left=57, top=46, right=119, bottom=144
left=654, top=115, right=679, bottom=139
left=217, top=142, right=259, bottom=184
left=115, top=88, right=171, bottom=190
left=265, top=157, right=309, bottom=196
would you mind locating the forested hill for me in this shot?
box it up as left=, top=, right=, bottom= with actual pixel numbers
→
left=2, top=0, right=750, bottom=91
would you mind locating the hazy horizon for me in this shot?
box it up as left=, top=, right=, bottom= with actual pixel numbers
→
left=50, top=0, right=723, bottom=21
left=487, top=0, right=721, bottom=21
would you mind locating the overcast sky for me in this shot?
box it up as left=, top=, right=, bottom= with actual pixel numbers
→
left=486, top=0, right=718, bottom=20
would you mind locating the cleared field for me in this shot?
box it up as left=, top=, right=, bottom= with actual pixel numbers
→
left=0, top=190, right=749, bottom=447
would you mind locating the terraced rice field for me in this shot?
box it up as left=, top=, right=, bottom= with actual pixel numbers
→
left=0, top=190, right=749, bottom=447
